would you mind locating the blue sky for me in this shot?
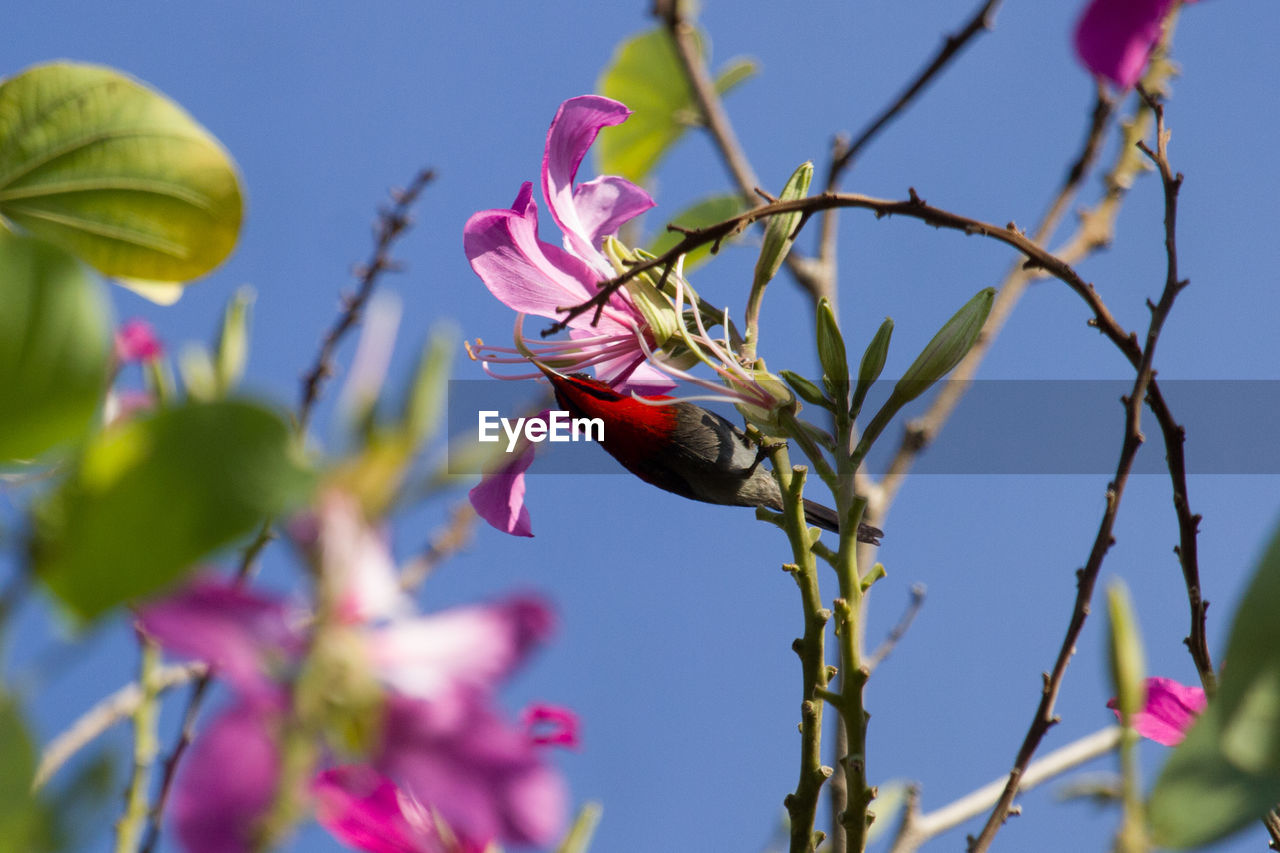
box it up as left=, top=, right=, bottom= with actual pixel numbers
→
left=6, top=2, right=1280, bottom=852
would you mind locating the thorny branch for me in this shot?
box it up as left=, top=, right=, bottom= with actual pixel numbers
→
left=866, top=583, right=926, bottom=672
left=968, top=92, right=1190, bottom=853
left=298, top=168, right=437, bottom=433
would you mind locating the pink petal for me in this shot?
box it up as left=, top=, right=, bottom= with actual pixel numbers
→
left=313, top=766, right=443, bottom=853
left=542, top=96, right=652, bottom=269
left=463, top=186, right=635, bottom=334
left=1073, top=0, right=1176, bottom=88
left=377, top=695, right=568, bottom=848
left=571, top=174, right=656, bottom=249
left=138, top=578, right=298, bottom=700
left=114, top=318, right=164, bottom=363
left=292, top=491, right=407, bottom=624
left=366, top=596, right=555, bottom=714
left=173, top=704, right=281, bottom=853
left=468, top=438, right=537, bottom=538
left=1107, top=676, right=1207, bottom=745
left=521, top=703, right=581, bottom=749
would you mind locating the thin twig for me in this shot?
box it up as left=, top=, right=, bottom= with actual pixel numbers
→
left=824, top=0, right=1001, bottom=191
left=298, top=168, right=437, bottom=433
left=890, top=727, right=1121, bottom=853
left=399, top=500, right=478, bottom=593
left=817, top=0, right=1003, bottom=301
left=968, top=94, right=1189, bottom=853
left=1135, top=83, right=1214, bottom=691
left=866, top=583, right=926, bottom=672
left=33, top=662, right=204, bottom=791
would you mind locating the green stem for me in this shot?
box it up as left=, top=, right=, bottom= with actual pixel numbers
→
left=1115, top=722, right=1147, bottom=852
left=770, top=445, right=832, bottom=853
left=115, top=637, right=162, bottom=853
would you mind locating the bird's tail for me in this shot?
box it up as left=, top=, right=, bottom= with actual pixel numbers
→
left=802, top=499, right=884, bottom=545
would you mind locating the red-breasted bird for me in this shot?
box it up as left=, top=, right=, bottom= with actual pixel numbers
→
left=541, top=369, right=883, bottom=544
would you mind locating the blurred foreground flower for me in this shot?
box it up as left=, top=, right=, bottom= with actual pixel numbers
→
left=1072, top=0, right=1196, bottom=88
left=1107, top=676, right=1207, bottom=745
left=114, top=318, right=164, bottom=363
left=139, top=493, right=571, bottom=852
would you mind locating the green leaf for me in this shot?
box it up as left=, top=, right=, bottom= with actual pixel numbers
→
left=852, top=317, right=893, bottom=419
left=1149, top=521, right=1280, bottom=847
left=714, top=57, right=758, bottom=97
left=752, top=162, right=812, bottom=292
left=1148, top=701, right=1280, bottom=848
left=596, top=29, right=754, bottom=183
left=33, top=399, right=313, bottom=621
left=0, top=694, right=43, bottom=853
left=815, top=298, right=849, bottom=402
left=214, top=286, right=254, bottom=396
left=0, top=62, right=243, bottom=283
left=597, top=29, right=694, bottom=182
left=780, top=370, right=834, bottom=411
left=645, top=194, right=742, bottom=271
left=402, top=325, right=455, bottom=447
left=0, top=231, right=110, bottom=461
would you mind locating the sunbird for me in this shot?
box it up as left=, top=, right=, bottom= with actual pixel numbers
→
left=541, top=368, right=882, bottom=544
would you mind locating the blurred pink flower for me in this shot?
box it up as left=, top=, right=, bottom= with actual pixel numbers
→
left=114, top=318, right=164, bottom=363
left=172, top=702, right=281, bottom=853
left=313, top=765, right=470, bottom=853
left=522, top=703, right=581, bottom=749
left=1073, top=0, right=1197, bottom=88
left=139, top=496, right=569, bottom=852
left=1107, top=675, right=1207, bottom=745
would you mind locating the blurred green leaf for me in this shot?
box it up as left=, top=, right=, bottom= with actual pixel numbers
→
left=1106, top=580, right=1146, bottom=720
left=0, top=62, right=243, bottom=283
left=0, top=693, right=46, bottom=853
left=402, top=325, right=455, bottom=447
left=33, top=399, right=313, bottom=620
left=714, top=57, right=757, bottom=97
left=214, top=286, right=254, bottom=395
left=0, top=231, right=110, bottom=461
left=645, top=194, right=742, bottom=271
left=597, top=29, right=755, bottom=182
left=1150, top=519, right=1280, bottom=847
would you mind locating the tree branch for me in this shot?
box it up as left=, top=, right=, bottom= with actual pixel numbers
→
left=968, top=93, right=1190, bottom=853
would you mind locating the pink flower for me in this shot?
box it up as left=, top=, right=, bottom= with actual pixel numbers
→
left=376, top=694, right=568, bottom=848
left=1072, top=0, right=1197, bottom=88
left=522, top=703, right=581, bottom=749
left=314, top=766, right=466, bottom=853
left=139, top=497, right=570, bottom=852
left=1107, top=676, right=1208, bottom=745
left=114, top=318, right=164, bottom=363
left=172, top=702, right=281, bottom=853
left=464, top=95, right=670, bottom=392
